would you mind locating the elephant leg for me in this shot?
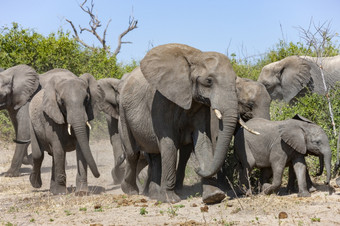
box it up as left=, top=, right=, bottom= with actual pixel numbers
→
left=175, top=144, right=192, bottom=190
left=260, top=167, right=272, bottom=185
left=287, top=164, right=297, bottom=193
left=292, top=157, right=310, bottom=197
left=107, top=116, right=125, bottom=185
left=121, top=151, right=140, bottom=195
left=262, top=164, right=284, bottom=195
left=159, top=138, right=181, bottom=203
left=75, top=143, right=88, bottom=196
left=306, top=168, right=316, bottom=192
left=238, top=166, right=252, bottom=195
left=5, top=105, right=31, bottom=177
left=119, top=114, right=140, bottom=195
left=29, top=130, right=44, bottom=188
left=136, top=154, right=149, bottom=195
left=50, top=146, right=67, bottom=195
left=147, top=153, right=162, bottom=199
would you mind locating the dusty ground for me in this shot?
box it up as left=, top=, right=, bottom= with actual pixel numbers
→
left=1, top=139, right=340, bottom=226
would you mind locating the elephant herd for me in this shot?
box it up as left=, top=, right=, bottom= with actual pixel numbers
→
left=0, top=43, right=339, bottom=204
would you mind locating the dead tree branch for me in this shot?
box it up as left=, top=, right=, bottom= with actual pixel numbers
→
left=298, top=18, right=337, bottom=136
left=113, top=15, right=138, bottom=56
left=66, top=0, right=137, bottom=56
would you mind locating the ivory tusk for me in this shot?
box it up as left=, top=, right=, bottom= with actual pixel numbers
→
left=238, top=118, right=260, bottom=135
left=68, top=124, right=72, bottom=135
left=86, top=121, right=92, bottom=130
left=214, top=109, right=222, bottom=120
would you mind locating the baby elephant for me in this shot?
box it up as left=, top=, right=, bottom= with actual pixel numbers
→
left=234, top=115, right=331, bottom=197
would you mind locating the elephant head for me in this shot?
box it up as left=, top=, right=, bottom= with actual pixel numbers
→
left=140, top=43, right=238, bottom=178
left=0, top=65, right=39, bottom=110
left=236, top=77, right=271, bottom=121
left=98, top=76, right=125, bottom=119
left=42, top=70, right=102, bottom=178
left=279, top=114, right=332, bottom=185
left=258, top=56, right=313, bottom=103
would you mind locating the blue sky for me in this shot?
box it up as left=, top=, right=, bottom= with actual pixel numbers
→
left=1, top=0, right=340, bottom=64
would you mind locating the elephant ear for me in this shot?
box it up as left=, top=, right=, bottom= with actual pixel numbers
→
left=292, top=114, right=313, bottom=124
left=279, top=56, right=312, bottom=102
left=140, top=43, right=201, bottom=110
left=80, top=73, right=104, bottom=121
left=42, top=76, right=65, bottom=124
left=98, top=78, right=120, bottom=119
left=279, top=119, right=307, bottom=154
left=11, top=65, right=40, bottom=110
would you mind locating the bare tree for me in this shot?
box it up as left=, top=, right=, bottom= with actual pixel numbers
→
left=66, top=0, right=138, bottom=56
left=297, top=19, right=337, bottom=136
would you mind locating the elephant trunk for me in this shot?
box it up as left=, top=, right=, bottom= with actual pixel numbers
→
left=72, top=122, right=100, bottom=178
left=196, top=94, right=238, bottom=178
left=324, top=151, right=331, bottom=185
left=316, top=155, right=324, bottom=176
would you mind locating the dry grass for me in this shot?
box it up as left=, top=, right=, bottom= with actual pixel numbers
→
left=1, top=140, right=340, bottom=225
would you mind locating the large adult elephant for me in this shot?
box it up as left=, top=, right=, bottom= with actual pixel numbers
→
left=175, top=77, right=272, bottom=191
left=258, top=55, right=340, bottom=103
left=0, top=65, right=40, bottom=177
left=234, top=115, right=332, bottom=197
left=29, top=69, right=102, bottom=195
left=118, top=43, right=239, bottom=203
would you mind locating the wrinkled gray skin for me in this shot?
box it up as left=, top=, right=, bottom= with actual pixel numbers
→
left=0, top=65, right=40, bottom=177
left=29, top=69, right=102, bottom=195
left=98, top=75, right=149, bottom=187
left=175, top=77, right=272, bottom=191
left=234, top=116, right=332, bottom=197
left=118, top=44, right=238, bottom=203
left=258, top=55, right=340, bottom=103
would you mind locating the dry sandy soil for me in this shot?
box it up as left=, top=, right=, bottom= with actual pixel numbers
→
left=1, top=139, right=340, bottom=226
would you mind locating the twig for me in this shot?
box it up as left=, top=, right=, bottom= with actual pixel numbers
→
left=225, top=175, right=244, bottom=210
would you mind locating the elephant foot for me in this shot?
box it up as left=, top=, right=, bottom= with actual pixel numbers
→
left=4, top=169, right=20, bottom=177
left=202, top=183, right=226, bottom=204
left=159, top=189, right=181, bottom=203
left=262, top=183, right=273, bottom=195
left=308, top=186, right=317, bottom=193
left=29, top=172, right=42, bottom=188
left=75, top=183, right=88, bottom=196
left=297, top=191, right=311, bottom=197
left=147, top=181, right=160, bottom=199
left=111, top=167, right=124, bottom=185
left=22, top=154, right=33, bottom=166
left=121, top=180, right=139, bottom=195
left=75, top=191, right=88, bottom=196
left=50, top=184, right=67, bottom=195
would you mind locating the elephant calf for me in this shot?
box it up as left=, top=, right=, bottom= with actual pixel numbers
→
left=234, top=115, right=332, bottom=197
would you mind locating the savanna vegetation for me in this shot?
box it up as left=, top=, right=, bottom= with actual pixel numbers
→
left=0, top=22, right=339, bottom=184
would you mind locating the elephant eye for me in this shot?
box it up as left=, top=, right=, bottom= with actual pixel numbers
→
left=203, top=77, right=213, bottom=87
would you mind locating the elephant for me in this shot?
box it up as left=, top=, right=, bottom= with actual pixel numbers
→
left=258, top=55, right=340, bottom=103
left=0, top=68, right=4, bottom=72
left=97, top=75, right=149, bottom=186
left=118, top=43, right=239, bottom=203
left=234, top=115, right=332, bottom=197
left=175, top=76, right=272, bottom=190
left=0, top=65, right=40, bottom=177
left=29, top=69, right=102, bottom=195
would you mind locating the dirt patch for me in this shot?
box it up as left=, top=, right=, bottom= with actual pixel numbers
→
left=1, top=140, right=340, bottom=225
